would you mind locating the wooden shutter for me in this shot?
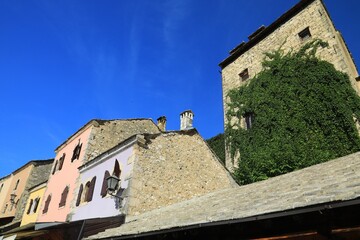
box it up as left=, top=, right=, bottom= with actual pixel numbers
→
left=87, top=177, right=96, bottom=202
left=33, top=198, right=40, bottom=213
left=76, top=184, right=83, bottom=206
left=43, top=195, right=51, bottom=214
left=52, top=161, right=58, bottom=175
left=27, top=199, right=33, bottom=214
left=100, top=171, right=110, bottom=197
left=59, top=186, right=69, bottom=207
left=113, top=160, right=121, bottom=178
left=58, top=153, right=65, bottom=170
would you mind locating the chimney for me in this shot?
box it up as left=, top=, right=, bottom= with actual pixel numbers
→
left=180, top=110, right=194, bottom=130
left=157, top=116, right=167, bottom=132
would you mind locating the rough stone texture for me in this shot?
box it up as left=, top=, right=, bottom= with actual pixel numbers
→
left=221, top=0, right=359, bottom=170
left=84, top=119, right=160, bottom=163
left=126, top=130, right=237, bottom=216
left=86, top=151, right=360, bottom=239
left=13, top=160, right=53, bottom=221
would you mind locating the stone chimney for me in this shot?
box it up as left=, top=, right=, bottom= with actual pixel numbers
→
left=157, top=116, right=167, bottom=132
left=180, top=110, right=194, bottom=130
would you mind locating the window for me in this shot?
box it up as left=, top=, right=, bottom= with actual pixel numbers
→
left=59, top=186, right=69, bottom=207
left=71, top=141, right=83, bottom=162
left=86, top=177, right=96, bottom=202
left=244, top=112, right=255, bottom=129
left=100, top=171, right=111, bottom=197
left=43, top=195, right=51, bottom=214
left=0, top=183, right=3, bottom=193
left=58, top=153, right=66, bottom=171
left=27, top=199, right=34, bottom=214
left=298, top=27, right=311, bottom=41
left=14, top=179, right=20, bottom=190
left=33, top=198, right=40, bottom=213
left=239, top=68, right=249, bottom=81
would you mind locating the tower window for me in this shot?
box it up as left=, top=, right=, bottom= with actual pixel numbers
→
left=244, top=112, right=255, bottom=129
left=239, top=68, right=249, bottom=81
left=298, top=27, right=311, bottom=41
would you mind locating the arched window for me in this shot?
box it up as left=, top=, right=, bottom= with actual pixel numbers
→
left=59, top=186, right=69, bottom=207
left=76, top=184, right=83, bottom=206
left=113, top=160, right=121, bottom=178
left=52, top=161, right=58, bottom=175
left=27, top=199, right=33, bottom=214
left=43, top=195, right=51, bottom=214
left=100, top=171, right=110, bottom=197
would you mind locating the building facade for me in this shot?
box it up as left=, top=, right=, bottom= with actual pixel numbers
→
left=219, top=0, right=360, bottom=170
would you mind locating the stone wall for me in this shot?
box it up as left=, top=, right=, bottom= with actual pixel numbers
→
left=84, top=119, right=160, bottom=163
left=14, top=160, right=53, bottom=221
left=126, top=130, right=237, bottom=216
left=221, top=0, right=359, bottom=170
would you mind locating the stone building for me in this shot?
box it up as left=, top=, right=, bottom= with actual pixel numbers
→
left=36, top=119, right=160, bottom=223
left=69, top=128, right=236, bottom=223
left=219, top=0, right=360, bottom=171
left=0, top=159, right=53, bottom=233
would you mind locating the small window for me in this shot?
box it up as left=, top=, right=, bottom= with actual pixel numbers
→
left=58, top=153, right=66, bottom=171
left=59, top=186, right=69, bottom=207
left=298, top=27, right=311, bottom=40
left=239, top=68, right=249, bottom=81
left=76, top=184, right=83, bottom=207
left=43, top=195, right=51, bottom=214
left=14, top=179, right=20, bottom=190
left=72, top=141, right=83, bottom=162
left=27, top=199, right=34, bottom=214
left=0, top=183, right=3, bottom=193
left=33, top=198, right=40, bottom=213
left=85, top=177, right=96, bottom=202
left=244, top=112, right=255, bottom=129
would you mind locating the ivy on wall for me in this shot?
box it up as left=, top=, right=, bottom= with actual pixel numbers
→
left=206, top=133, right=225, bottom=164
left=225, top=39, right=360, bottom=185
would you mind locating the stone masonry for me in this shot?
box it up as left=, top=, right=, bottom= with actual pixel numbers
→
left=126, top=130, right=237, bottom=216
left=220, top=0, right=359, bottom=171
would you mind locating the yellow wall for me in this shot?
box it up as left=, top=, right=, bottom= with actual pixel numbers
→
left=20, top=184, right=46, bottom=226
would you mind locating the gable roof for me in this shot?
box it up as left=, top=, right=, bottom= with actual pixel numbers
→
left=86, top=151, right=360, bottom=239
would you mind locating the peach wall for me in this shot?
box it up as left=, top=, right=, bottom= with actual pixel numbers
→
left=0, top=175, right=13, bottom=216
left=37, top=125, right=93, bottom=222
left=1, top=164, right=33, bottom=218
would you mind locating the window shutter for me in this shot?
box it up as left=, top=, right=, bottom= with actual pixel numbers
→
left=27, top=199, right=33, bottom=214
left=33, top=198, right=40, bottom=213
left=52, top=161, right=58, bottom=175
left=43, top=195, right=51, bottom=214
left=77, top=143, right=82, bottom=160
left=76, top=184, right=83, bottom=206
left=59, top=186, right=69, bottom=207
left=100, top=171, right=110, bottom=197
left=87, top=177, right=96, bottom=202
left=113, top=160, right=121, bottom=178
left=58, top=153, right=65, bottom=171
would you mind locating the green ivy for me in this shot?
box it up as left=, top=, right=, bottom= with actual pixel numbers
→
left=225, top=39, right=360, bottom=185
left=206, top=133, right=225, bottom=164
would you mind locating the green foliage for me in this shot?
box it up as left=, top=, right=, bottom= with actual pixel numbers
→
left=225, top=39, right=360, bottom=185
left=206, top=133, right=225, bottom=164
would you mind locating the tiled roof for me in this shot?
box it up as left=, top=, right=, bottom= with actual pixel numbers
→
left=86, top=151, right=360, bottom=239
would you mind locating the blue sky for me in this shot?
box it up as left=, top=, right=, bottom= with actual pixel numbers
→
left=0, top=0, right=359, bottom=176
